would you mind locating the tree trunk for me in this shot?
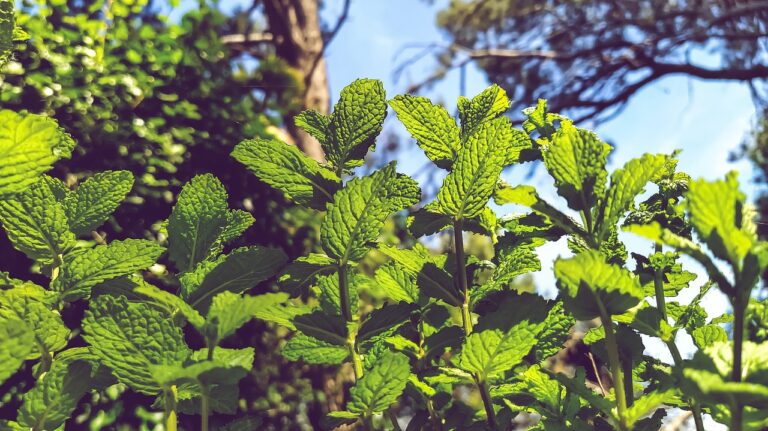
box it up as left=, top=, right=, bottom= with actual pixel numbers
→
left=263, top=0, right=328, bottom=162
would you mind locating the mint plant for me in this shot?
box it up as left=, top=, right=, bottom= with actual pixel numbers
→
left=2, top=13, right=768, bottom=425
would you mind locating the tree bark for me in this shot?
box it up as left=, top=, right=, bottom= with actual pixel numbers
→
left=263, top=0, right=328, bottom=161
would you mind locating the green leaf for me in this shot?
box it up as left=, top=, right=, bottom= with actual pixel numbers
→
left=0, top=111, right=75, bottom=196
left=0, top=176, right=76, bottom=263
left=0, top=319, right=34, bottom=385
left=686, top=172, right=754, bottom=265
left=182, top=246, right=287, bottom=312
left=17, top=352, right=95, bottom=430
left=458, top=84, right=510, bottom=139
left=358, top=302, right=417, bottom=343
left=458, top=294, right=548, bottom=380
left=314, top=272, right=359, bottom=316
left=325, top=78, right=387, bottom=171
left=281, top=334, right=349, bottom=365
left=541, top=122, right=611, bottom=212
left=531, top=301, right=575, bottom=361
left=321, top=163, right=420, bottom=263
left=295, top=109, right=329, bottom=145
left=132, top=282, right=206, bottom=329
left=62, top=170, right=134, bottom=236
left=691, top=324, right=728, bottom=350
left=389, top=94, right=460, bottom=168
left=167, top=174, right=230, bottom=272
left=251, top=293, right=309, bottom=330
left=430, top=117, right=513, bottom=219
left=206, top=291, right=283, bottom=343
left=553, top=250, right=644, bottom=320
left=625, top=390, right=676, bottom=427
left=598, top=153, right=668, bottom=238
left=0, top=0, right=12, bottom=68
left=277, top=253, right=336, bottom=296
left=472, top=240, right=541, bottom=304
left=293, top=311, right=347, bottom=345
left=0, top=288, right=69, bottom=359
left=683, top=341, right=768, bottom=407
left=55, top=239, right=165, bottom=302
left=378, top=244, right=460, bottom=306
left=83, top=295, right=190, bottom=394
left=522, top=99, right=558, bottom=139
left=348, top=351, right=410, bottom=416
left=232, top=138, right=341, bottom=209
left=217, top=209, right=255, bottom=246
left=374, top=263, right=423, bottom=305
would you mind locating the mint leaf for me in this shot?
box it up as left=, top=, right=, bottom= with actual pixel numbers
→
left=314, top=272, right=359, bottom=316
left=17, top=352, right=95, bottom=430
left=182, top=246, right=287, bottom=312
left=0, top=320, right=34, bottom=385
left=458, top=84, right=509, bottom=138
left=598, top=153, right=668, bottom=238
left=295, top=109, right=329, bottom=146
left=522, top=99, right=559, bottom=139
left=251, top=293, right=310, bottom=330
left=358, top=302, right=417, bottom=343
left=325, top=78, right=387, bottom=171
left=541, top=122, right=611, bottom=212
left=277, top=253, right=336, bottom=296
left=167, top=174, right=229, bottom=272
left=378, top=244, right=459, bottom=306
left=430, top=117, right=513, bottom=219
left=348, top=351, right=410, bottom=416
left=374, top=263, right=423, bottom=305
left=0, top=0, right=12, bottom=68
left=217, top=209, right=255, bottom=247
left=206, top=291, right=285, bottom=343
left=321, top=162, right=420, bottom=263
left=457, top=295, right=547, bottom=381
left=691, top=324, right=728, bottom=350
left=686, top=172, right=754, bottom=265
left=0, top=176, right=76, bottom=263
left=55, top=239, right=164, bottom=302
left=83, top=295, right=190, bottom=394
left=0, top=288, right=69, bottom=359
left=554, top=250, right=644, bottom=320
left=0, top=111, right=75, bottom=196
left=232, top=138, right=341, bottom=209
left=472, top=240, right=541, bottom=303
left=132, top=282, right=206, bottom=329
left=293, top=311, right=347, bottom=345
left=62, top=170, right=134, bottom=236
left=389, top=95, right=460, bottom=168
left=282, top=334, right=349, bottom=365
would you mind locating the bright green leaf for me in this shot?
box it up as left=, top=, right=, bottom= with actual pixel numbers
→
left=282, top=334, right=349, bottom=365
left=389, top=94, right=459, bottom=168
left=62, top=170, right=134, bottom=236
left=348, top=351, right=410, bottom=416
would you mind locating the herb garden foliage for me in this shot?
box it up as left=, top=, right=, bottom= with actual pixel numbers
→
left=2, top=22, right=768, bottom=431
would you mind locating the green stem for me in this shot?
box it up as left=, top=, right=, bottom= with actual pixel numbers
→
left=453, top=219, right=472, bottom=334
left=164, top=385, right=178, bottom=431
left=653, top=244, right=705, bottom=431
left=475, top=376, right=497, bottom=429
left=596, top=298, right=628, bottom=431
left=731, top=294, right=746, bottom=431
left=201, top=386, right=210, bottom=431
left=339, top=263, right=363, bottom=380
left=453, top=220, right=496, bottom=428
left=425, top=398, right=442, bottom=431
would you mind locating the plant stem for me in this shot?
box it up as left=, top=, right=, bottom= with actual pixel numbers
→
left=652, top=244, right=705, bottom=431
left=731, top=293, right=746, bottom=431
left=201, top=386, right=210, bottom=431
left=452, top=219, right=472, bottom=334
left=339, top=264, right=363, bottom=379
left=453, top=220, right=496, bottom=428
left=387, top=409, right=402, bottom=431
left=596, top=298, right=628, bottom=431
left=475, top=376, right=497, bottom=429
left=425, top=398, right=442, bottom=431
left=164, top=385, right=178, bottom=431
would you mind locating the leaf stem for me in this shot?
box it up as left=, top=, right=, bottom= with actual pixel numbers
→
left=339, top=264, right=363, bottom=379
left=653, top=244, right=705, bottom=431
left=731, top=292, right=746, bottom=431
left=452, top=219, right=472, bottom=334
left=164, top=385, right=178, bottom=431
left=595, top=297, right=628, bottom=431
left=201, top=385, right=210, bottom=431
left=453, top=220, right=496, bottom=428
left=475, top=375, right=497, bottom=428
